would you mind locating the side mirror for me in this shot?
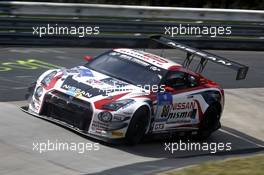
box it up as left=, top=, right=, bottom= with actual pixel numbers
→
left=164, top=86, right=174, bottom=92
left=84, top=55, right=93, bottom=62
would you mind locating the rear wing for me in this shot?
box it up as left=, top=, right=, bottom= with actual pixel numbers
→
left=150, top=35, right=249, bottom=80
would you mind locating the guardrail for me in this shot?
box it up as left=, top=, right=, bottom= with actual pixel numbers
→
left=1, top=1, right=264, bottom=22
left=0, top=1, right=263, bottom=50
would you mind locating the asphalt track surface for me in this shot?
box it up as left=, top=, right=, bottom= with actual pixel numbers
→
left=0, top=47, right=263, bottom=175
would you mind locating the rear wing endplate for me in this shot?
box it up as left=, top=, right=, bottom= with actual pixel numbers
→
left=150, top=35, right=249, bottom=80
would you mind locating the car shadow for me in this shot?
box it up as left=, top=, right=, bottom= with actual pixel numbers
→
left=21, top=107, right=263, bottom=174
left=85, top=126, right=263, bottom=175
left=23, top=108, right=263, bottom=159
left=104, top=126, right=264, bottom=159
left=43, top=114, right=263, bottom=160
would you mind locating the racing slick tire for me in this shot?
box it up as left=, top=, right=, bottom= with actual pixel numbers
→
left=125, top=106, right=149, bottom=145
left=194, top=105, right=220, bottom=140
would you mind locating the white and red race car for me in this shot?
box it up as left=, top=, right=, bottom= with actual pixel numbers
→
left=22, top=36, right=248, bottom=144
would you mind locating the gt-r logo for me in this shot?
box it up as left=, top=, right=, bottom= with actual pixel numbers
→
left=143, top=53, right=168, bottom=64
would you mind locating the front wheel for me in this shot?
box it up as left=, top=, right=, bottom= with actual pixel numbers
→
left=125, top=107, right=149, bottom=145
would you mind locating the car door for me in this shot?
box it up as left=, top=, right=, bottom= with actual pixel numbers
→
left=152, top=70, right=203, bottom=132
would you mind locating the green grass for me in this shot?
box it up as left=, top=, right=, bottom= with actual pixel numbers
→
left=159, top=154, right=264, bottom=175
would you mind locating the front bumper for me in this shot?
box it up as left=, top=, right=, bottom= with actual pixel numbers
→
left=27, top=89, right=130, bottom=143
left=43, top=90, right=93, bottom=131
left=20, top=105, right=125, bottom=144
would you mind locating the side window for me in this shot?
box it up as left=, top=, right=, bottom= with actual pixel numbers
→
left=164, top=71, right=198, bottom=90
left=165, top=71, right=188, bottom=89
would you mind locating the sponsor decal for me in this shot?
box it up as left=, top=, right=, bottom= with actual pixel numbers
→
left=61, top=76, right=104, bottom=98
left=79, top=68, right=94, bottom=77
left=74, top=91, right=84, bottom=99
left=86, top=79, right=104, bottom=86
left=131, top=57, right=150, bottom=66
left=172, top=101, right=196, bottom=110
left=66, top=68, right=79, bottom=74
left=112, top=51, right=150, bottom=67
left=166, top=110, right=197, bottom=123
left=167, top=41, right=232, bottom=66
left=109, top=49, right=150, bottom=66
left=160, top=101, right=198, bottom=124
left=127, top=49, right=168, bottom=65
left=154, top=123, right=165, bottom=130
left=91, top=120, right=128, bottom=131
left=115, top=49, right=169, bottom=67
left=113, top=114, right=124, bottom=121
left=62, top=84, right=92, bottom=98
left=143, top=53, right=169, bottom=64
left=157, top=92, right=173, bottom=105
left=161, top=105, right=171, bottom=118
left=91, top=120, right=109, bottom=130
left=111, top=131, right=124, bottom=137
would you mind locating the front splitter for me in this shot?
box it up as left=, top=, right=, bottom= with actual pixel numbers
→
left=20, top=106, right=124, bottom=144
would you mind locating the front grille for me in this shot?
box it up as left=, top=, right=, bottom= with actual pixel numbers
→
left=42, top=90, right=93, bottom=131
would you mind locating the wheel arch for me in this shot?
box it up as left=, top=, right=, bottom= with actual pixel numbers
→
left=200, top=90, right=223, bottom=116
left=124, top=103, right=151, bottom=145
left=129, top=103, right=152, bottom=134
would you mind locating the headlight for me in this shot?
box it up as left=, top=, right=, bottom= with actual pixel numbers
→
left=34, top=86, right=43, bottom=99
left=98, top=112, right=112, bottom=123
left=41, top=71, right=57, bottom=86
left=102, top=99, right=134, bottom=111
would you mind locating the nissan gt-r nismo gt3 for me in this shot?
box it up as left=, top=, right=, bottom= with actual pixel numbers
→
left=23, top=38, right=248, bottom=145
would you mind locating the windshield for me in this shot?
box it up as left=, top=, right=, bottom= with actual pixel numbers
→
left=85, top=51, right=167, bottom=87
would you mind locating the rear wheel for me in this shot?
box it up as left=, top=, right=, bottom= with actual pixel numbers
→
left=194, top=105, right=220, bottom=140
left=125, top=107, right=149, bottom=145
